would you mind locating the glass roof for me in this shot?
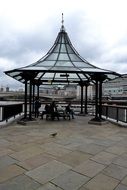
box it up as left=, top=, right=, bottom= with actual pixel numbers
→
left=5, top=24, right=120, bottom=84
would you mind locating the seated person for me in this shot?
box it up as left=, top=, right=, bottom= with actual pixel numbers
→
left=49, top=101, right=59, bottom=120
left=65, top=102, right=75, bottom=119
left=41, top=104, right=50, bottom=119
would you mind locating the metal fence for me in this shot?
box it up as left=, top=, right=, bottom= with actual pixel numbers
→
left=102, top=104, right=127, bottom=123
left=0, top=103, right=23, bottom=122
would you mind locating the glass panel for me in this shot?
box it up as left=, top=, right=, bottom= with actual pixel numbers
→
left=43, top=73, right=54, bottom=78
left=55, top=61, right=73, bottom=67
left=53, top=44, right=60, bottom=53
left=38, top=61, right=55, bottom=66
left=68, top=73, right=79, bottom=79
left=36, top=73, right=43, bottom=78
left=62, top=34, right=65, bottom=43
left=16, top=76, right=22, bottom=80
left=73, top=62, right=93, bottom=68
left=66, top=44, right=74, bottom=53
left=58, top=53, right=70, bottom=60
left=46, top=53, right=58, bottom=60
left=69, top=54, right=82, bottom=61
left=60, top=44, right=67, bottom=52
left=78, top=73, right=87, bottom=79
left=9, top=72, right=20, bottom=77
left=23, top=66, right=48, bottom=70
left=51, top=66, right=80, bottom=71
left=81, top=68, right=106, bottom=72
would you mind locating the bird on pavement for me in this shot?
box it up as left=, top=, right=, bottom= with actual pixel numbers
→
left=50, top=132, right=57, bottom=137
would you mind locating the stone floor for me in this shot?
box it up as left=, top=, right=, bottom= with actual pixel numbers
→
left=0, top=115, right=127, bottom=189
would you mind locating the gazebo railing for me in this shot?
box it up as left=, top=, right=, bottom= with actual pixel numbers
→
left=0, top=103, right=23, bottom=122
left=102, top=104, right=127, bottom=123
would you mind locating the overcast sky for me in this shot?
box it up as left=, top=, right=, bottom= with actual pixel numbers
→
left=0, top=0, right=127, bottom=89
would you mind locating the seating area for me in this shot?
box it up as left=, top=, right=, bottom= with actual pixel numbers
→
left=45, top=110, right=71, bottom=120
left=40, top=102, right=73, bottom=121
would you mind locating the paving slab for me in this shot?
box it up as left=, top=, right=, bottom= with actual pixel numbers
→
left=115, top=184, right=127, bottom=190
left=113, top=153, right=127, bottom=168
left=122, top=175, right=127, bottom=186
left=36, top=182, right=63, bottom=190
left=85, top=173, right=119, bottom=190
left=0, top=155, right=18, bottom=169
left=91, top=151, right=117, bottom=165
left=56, top=136, right=94, bottom=151
left=6, top=134, right=32, bottom=144
left=105, top=145, right=127, bottom=155
left=91, top=138, right=116, bottom=147
left=40, top=142, right=71, bottom=157
left=0, top=138, right=11, bottom=147
left=107, top=135, right=125, bottom=142
left=26, top=160, right=71, bottom=184
left=73, top=160, right=105, bottom=177
left=0, top=164, right=25, bottom=183
left=117, top=139, right=127, bottom=147
left=0, top=148, right=14, bottom=157
left=102, top=163, right=127, bottom=180
left=18, top=153, right=55, bottom=170
left=77, top=143, right=106, bottom=155
left=10, top=146, right=44, bottom=161
left=52, top=170, right=90, bottom=190
left=0, top=174, right=40, bottom=190
left=57, top=151, right=92, bottom=167
left=9, top=142, right=38, bottom=152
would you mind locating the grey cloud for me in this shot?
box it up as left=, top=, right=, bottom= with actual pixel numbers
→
left=0, top=10, right=127, bottom=88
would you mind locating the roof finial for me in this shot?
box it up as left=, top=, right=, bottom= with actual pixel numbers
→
left=60, top=13, right=65, bottom=32
left=62, top=13, right=64, bottom=26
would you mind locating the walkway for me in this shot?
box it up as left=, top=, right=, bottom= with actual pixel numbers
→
left=0, top=116, right=127, bottom=190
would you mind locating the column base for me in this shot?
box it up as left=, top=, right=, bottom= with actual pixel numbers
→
left=88, top=117, right=108, bottom=125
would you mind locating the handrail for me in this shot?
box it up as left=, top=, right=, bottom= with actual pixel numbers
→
left=0, top=103, right=23, bottom=122
left=102, top=104, right=127, bottom=124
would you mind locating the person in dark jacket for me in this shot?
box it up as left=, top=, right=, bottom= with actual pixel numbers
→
left=34, top=97, right=41, bottom=118
left=66, top=102, right=75, bottom=119
left=50, top=101, right=59, bottom=120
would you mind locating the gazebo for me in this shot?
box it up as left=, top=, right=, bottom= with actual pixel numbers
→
left=5, top=16, right=120, bottom=123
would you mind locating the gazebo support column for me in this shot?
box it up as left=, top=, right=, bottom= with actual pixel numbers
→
left=95, top=79, right=99, bottom=120
left=32, top=84, right=35, bottom=113
left=79, top=81, right=89, bottom=115
left=37, top=85, right=39, bottom=99
left=99, top=80, right=102, bottom=119
left=80, top=84, right=84, bottom=114
left=29, top=80, right=32, bottom=120
left=24, top=79, right=28, bottom=119
left=89, top=74, right=108, bottom=125
left=84, top=83, right=88, bottom=114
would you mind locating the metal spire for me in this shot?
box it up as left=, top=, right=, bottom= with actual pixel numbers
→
left=61, top=13, right=65, bottom=31
left=62, top=13, right=64, bottom=26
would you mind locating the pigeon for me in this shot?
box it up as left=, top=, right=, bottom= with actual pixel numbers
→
left=50, top=132, right=57, bottom=137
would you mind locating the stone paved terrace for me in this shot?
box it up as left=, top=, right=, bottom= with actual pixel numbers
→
left=0, top=115, right=127, bottom=190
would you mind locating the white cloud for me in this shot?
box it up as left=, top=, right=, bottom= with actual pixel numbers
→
left=0, top=57, right=16, bottom=70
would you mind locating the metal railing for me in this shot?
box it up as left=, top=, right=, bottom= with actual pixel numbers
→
left=102, top=104, right=127, bottom=123
left=0, top=103, right=23, bottom=122
left=2, top=100, right=126, bottom=125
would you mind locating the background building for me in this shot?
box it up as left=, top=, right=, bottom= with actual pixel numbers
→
left=102, top=74, right=127, bottom=100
